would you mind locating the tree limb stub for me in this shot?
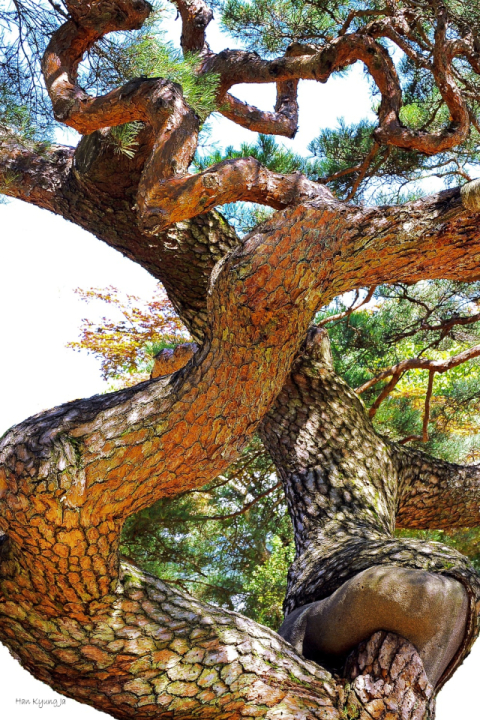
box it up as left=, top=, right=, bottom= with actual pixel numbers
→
left=220, top=82, right=299, bottom=139
left=170, top=0, right=213, bottom=54
left=0, top=129, right=75, bottom=212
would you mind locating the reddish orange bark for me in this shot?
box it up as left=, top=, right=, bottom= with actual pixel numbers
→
left=2, top=2, right=480, bottom=718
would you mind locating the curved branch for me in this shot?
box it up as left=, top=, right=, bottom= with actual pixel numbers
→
left=170, top=0, right=213, bottom=54
left=218, top=42, right=301, bottom=138
left=205, top=28, right=469, bottom=155
left=42, top=0, right=199, bottom=186
left=356, top=343, right=480, bottom=396
left=366, top=372, right=403, bottom=418
left=0, top=553, right=342, bottom=719
left=42, top=15, right=184, bottom=135
left=42, top=2, right=151, bottom=129
left=2, top=184, right=480, bottom=527
left=220, top=80, right=299, bottom=139
left=138, top=157, right=333, bottom=233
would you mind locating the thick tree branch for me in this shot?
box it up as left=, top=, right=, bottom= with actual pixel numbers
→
left=138, top=157, right=332, bottom=233
left=3, top=184, right=480, bottom=524
left=204, top=31, right=470, bottom=155
left=259, top=327, right=480, bottom=690
left=0, top=552, right=343, bottom=719
left=0, top=129, right=74, bottom=212
left=396, top=444, right=480, bottom=529
left=170, top=0, right=213, bottom=54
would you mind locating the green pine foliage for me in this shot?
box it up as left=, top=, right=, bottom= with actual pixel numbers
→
left=219, top=0, right=377, bottom=54
left=0, top=1, right=63, bottom=129
left=120, top=437, right=292, bottom=621
left=120, top=30, right=220, bottom=120
left=244, top=535, right=295, bottom=628
left=194, top=133, right=321, bottom=175
left=92, top=8, right=220, bottom=121
left=106, top=122, right=144, bottom=159
left=321, top=280, right=480, bottom=461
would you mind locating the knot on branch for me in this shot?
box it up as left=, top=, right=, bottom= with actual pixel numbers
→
left=344, top=631, right=435, bottom=720
left=66, top=0, right=152, bottom=30
left=461, top=178, right=480, bottom=212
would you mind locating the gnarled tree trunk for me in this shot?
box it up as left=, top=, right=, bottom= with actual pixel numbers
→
left=2, top=2, right=480, bottom=718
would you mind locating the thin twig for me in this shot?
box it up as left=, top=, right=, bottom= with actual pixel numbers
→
left=422, top=369, right=435, bottom=441
left=317, top=286, right=377, bottom=327
left=177, top=480, right=283, bottom=522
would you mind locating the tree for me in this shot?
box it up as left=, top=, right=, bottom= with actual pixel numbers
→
left=68, top=279, right=480, bottom=627
left=2, top=1, right=480, bottom=718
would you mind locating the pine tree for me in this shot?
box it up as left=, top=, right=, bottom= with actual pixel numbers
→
left=2, top=1, right=480, bottom=718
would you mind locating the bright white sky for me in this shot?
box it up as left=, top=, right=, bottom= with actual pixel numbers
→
left=0, top=8, right=477, bottom=719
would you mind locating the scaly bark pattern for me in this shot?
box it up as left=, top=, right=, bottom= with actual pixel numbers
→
left=3, top=3, right=480, bottom=717
left=259, top=328, right=480, bottom=689
left=0, top=547, right=342, bottom=719
left=343, top=632, right=435, bottom=720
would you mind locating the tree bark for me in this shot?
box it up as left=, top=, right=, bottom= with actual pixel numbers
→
left=3, top=145, right=480, bottom=714
left=343, top=631, right=435, bottom=720
left=4, top=68, right=480, bottom=719
left=259, top=328, right=480, bottom=691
